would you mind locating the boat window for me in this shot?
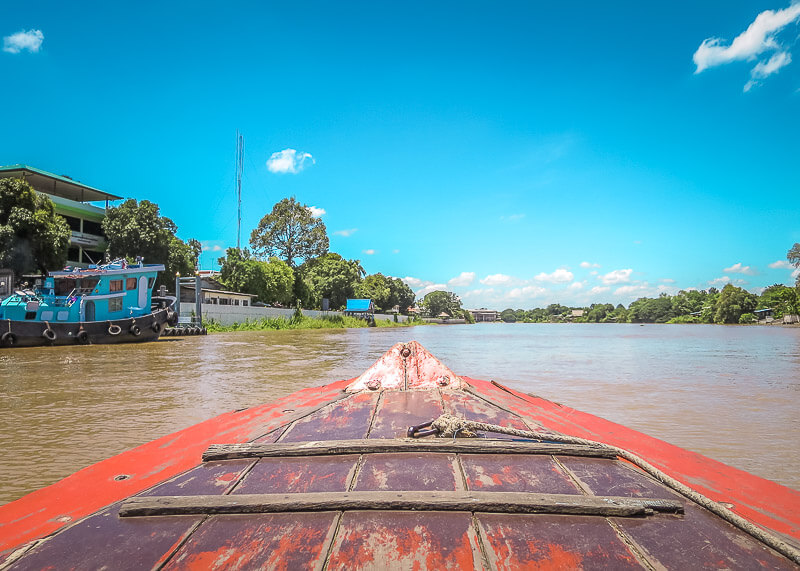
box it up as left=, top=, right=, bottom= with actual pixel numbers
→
left=110, top=280, right=123, bottom=292
left=126, top=278, right=137, bottom=290
left=148, top=277, right=155, bottom=288
left=57, top=311, right=69, bottom=320
left=79, top=278, right=99, bottom=293
left=40, top=311, right=54, bottom=321
left=55, top=279, right=77, bottom=296
left=108, top=297, right=123, bottom=312
left=25, top=311, right=36, bottom=320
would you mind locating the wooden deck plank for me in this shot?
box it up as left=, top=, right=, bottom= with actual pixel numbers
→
left=279, top=392, right=379, bottom=442
left=323, top=511, right=484, bottom=570
left=557, top=456, right=683, bottom=500
left=442, top=391, right=544, bottom=439
left=161, top=512, right=339, bottom=570
left=118, top=491, right=682, bottom=518
left=202, top=439, right=615, bottom=461
left=231, top=455, right=360, bottom=495
left=611, top=502, right=798, bottom=570
left=140, top=460, right=255, bottom=497
left=2, top=505, right=202, bottom=571
left=460, top=454, right=580, bottom=495
left=367, top=391, right=444, bottom=439
left=477, top=513, right=645, bottom=570
left=353, top=453, right=461, bottom=492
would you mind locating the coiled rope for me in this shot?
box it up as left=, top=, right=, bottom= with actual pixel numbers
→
left=428, top=413, right=800, bottom=565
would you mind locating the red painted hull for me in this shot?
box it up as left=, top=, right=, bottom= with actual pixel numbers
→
left=1, top=341, right=797, bottom=568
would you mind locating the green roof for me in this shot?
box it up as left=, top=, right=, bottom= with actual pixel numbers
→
left=0, top=164, right=122, bottom=202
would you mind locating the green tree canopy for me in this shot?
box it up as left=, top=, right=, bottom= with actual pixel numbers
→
left=300, top=253, right=364, bottom=309
left=217, top=248, right=295, bottom=305
left=788, top=243, right=800, bottom=288
left=0, top=177, right=70, bottom=276
left=102, top=198, right=197, bottom=287
left=250, top=197, right=329, bottom=267
left=387, top=277, right=415, bottom=314
left=421, top=290, right=463, bottom=317
left=354, top=273, right=392, bottom=311
left=713, top=283, right=758, bottom=324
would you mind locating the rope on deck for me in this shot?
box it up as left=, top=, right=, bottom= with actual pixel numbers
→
left=429, top=413, right=800, bottom=565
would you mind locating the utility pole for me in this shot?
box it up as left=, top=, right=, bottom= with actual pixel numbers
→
left=235, top=131, right=244, bottom=250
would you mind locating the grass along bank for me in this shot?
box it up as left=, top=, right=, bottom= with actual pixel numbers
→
left=204, top=313, right=421, bottom=332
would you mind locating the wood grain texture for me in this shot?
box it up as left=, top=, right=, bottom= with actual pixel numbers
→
left=202, top=439, right=615, bottom=461
left=119, top=491, right=682, bottom=518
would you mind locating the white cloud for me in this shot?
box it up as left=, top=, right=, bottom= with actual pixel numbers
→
left=480, top=273, right=513, bottom=286
left=266, top=148, right=315, bottom=174
left=744, top=50, right=792, bottom=91
left=500, top=213, right=525, bottom=221
left=568, top=281, right=584, bottom=291
left=598, top=269, right=633, bottom=285
left=333, top=228, right=357, bottom=237
left=362, top=249, right=376, bottom=255
left=307, top=206, right=325, bottom=218
left=506, top=286, right=547, bottom=300
left=448, top=272, right=475, bottom=287
left=693, top=3, right=800, bottom=89
left=723, top=262, right=757, bottom=275
left=402, top=277, right=425, bottom=289
left=3, top=29, right=43, bottom=54
left=580, top=261, right=600, bottom=268
left=769, top=260, right=792, bottom=269
left=661, top=278, right=676, bottom=284
left=392, top=249, right=400, bottom=254
left=534, top=268, right=574, bottom=284
left=709, top=276, right=731, bottom=286
left=203, top=245, right=223, bottom=252
left=589, top=286, right=610, bottom=295
left=416, top=284, right=448, bottom=297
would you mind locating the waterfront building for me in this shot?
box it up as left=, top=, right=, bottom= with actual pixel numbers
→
left=468, top=308, right=499, bottom=322
left=0, top=165, right=121, bottom=267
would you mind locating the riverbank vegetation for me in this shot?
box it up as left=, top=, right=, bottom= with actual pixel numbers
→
left=500, top=283, right=799, bottom=325
left=204, top=313, right=423, bottom=332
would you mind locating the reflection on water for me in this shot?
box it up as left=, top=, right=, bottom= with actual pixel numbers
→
left=1, top=323, right=798, bottom=504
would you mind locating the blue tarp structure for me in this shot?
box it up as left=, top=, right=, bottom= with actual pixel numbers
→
left=345, top=299, right=374, bottom=313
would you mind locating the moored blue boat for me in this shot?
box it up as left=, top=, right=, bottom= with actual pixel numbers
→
left=0, top=259, right=177, bottom=348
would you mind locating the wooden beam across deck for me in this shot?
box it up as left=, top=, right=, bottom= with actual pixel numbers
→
left=202, top=438, right=617, bottom=461
left=119, top=491, right=683, bottom=518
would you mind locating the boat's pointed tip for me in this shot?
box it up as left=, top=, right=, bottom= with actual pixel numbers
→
left=345, top=341, right=463, bottom=392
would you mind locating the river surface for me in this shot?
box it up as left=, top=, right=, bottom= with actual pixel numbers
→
left=1, top=323, right=798, bottom=504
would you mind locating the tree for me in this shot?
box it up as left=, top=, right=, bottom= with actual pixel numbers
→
left=500, top=308, right=517, bottom=323
left=713, top=284, right=757, bottom=324
left=102, top=198, right=197, bottom=287
left=421, top=290, right=463, bottom=317
left=788, top=243, right=800, bottom=288
left=300, top=253, right=364, bottom=309
left=217, top=248, right=295, bottom=306
left=250, top=197, right=329, bottom=267
left=387, top=278, right=415, bottom=314
left=0, top=177, right=70, bottom=276
left=355, top=273, right=392, bottom=311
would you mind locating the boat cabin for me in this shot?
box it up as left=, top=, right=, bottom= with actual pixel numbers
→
left=0, top=260, right=164, bottom=323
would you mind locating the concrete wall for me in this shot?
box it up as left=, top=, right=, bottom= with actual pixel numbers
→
left=179, top=302, right=408, bottom=326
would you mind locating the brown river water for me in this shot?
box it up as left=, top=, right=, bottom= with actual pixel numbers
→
left=1, top=323, right=798, bottom=504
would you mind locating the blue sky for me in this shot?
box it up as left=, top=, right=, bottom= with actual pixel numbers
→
left=2, top=1, right=798, bottom=309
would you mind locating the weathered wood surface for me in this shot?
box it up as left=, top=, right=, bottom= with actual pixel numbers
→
left=202, top=438, right=615, bottom=461
left=119, top=491, right=683, bottom=518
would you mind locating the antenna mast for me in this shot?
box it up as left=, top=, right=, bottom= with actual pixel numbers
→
left=235, top=131, right=244, bottom=250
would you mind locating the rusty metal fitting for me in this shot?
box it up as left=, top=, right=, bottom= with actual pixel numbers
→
left=437, top=375, right=450, bottom=387
left=400, top=346, right=411, bottom=358
left=367, top=378, right=382, bottom=391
